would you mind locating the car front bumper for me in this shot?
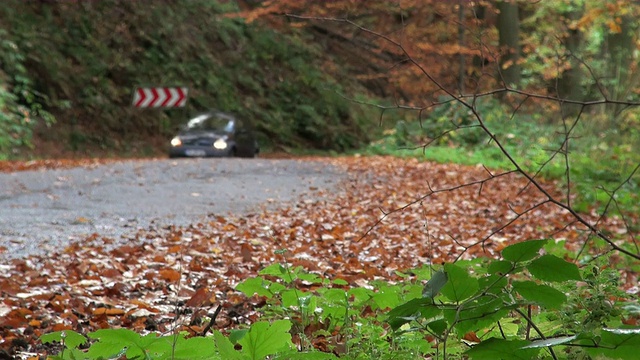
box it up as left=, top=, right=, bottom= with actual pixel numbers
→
left=169, top=146, right=232, bottom=158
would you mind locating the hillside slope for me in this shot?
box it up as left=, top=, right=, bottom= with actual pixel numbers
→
left=0, top=0, right=378, bottom=158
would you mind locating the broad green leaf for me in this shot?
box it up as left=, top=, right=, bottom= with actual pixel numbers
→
left=387, top=297, right=440, bottom=331
left=428, top=319, right=448, bottom=335
left=172, top=337, right=219, bottom=360
left=86, top=328, right=141, bottom=359
left=444, top=295, right=510, bottom=335
left=485, top=320, right=519, bottom=339
left=422, top=270, right=448, bottom=298
left=296, top=272, right=323, bottom=284
left=477, top=274, right=508, bottom=295
left=527, top=255, right=581, bottom=282
left=372, top=284, right=402, bottom=310
left=321, top=288, right=348, bottom=304
left=348, top=287, right=373, bottom=306
left=229, top=329, right=248, bottom=344
left=143, top=336, right=173, bottom=359
left=40, top=330, right=86, bottom=350
left=236, top=277, right=273, bottom=298
left=583, top=327, right=640, bottom=359
left=441, top=263, right=479, bottom=302
left=259, top=263, right=287, bottom=278
left=239, top=320, right=293, bottom=360
left=332, top=278, right=348, bottom=286
left=214, top=330, right=245, bottom=360
left=487, top=260, right=512, bottom=275
left=501, top=240, right=548, bottom=262
left=281, top=289, right=305, bottom=308
left=522, top=335, right=577, bottom=349
left=466, top=338, right=539, bottom=359
left=512, top=281, right=567, bottom=309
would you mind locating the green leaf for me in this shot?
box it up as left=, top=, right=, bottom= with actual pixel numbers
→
left=372, top=284, right=402, bottom=310
left=512, top=281, right=567, bottom=309
left=143, top=336, right=173, bottom=359
left=239, top=320, right=293, bottom=360
left=583, top=327, right=640, bottom=359
left=40, top=330, right=86, bottom=350
left=173, top=337, right=218, bottom=359
left=466, top=338, right=539, bottom=359
left=422, top=270, right=448, bottom=298
left=477, top=274, right=508, bottom=295
left=348, top=287, right=374, bottom=306
left=387, top=297, right=438, bottom=331
left=487, top=260, right=513, bottom=275
left=229, top=329, right=248, bottom=344
left=441, top=263, right=479, bottom=302
left=501, top=240, right=548, bottom=262
left=522, top=335, right=577, bottom=349
left=332, top=278, right=348, bottom=286
left=444, top=294, right=512, bottom=335
left=259, top=263, right=287, bottom=278
left=281, top=289, right=303, bottom=308
left=236, top=277, right=277, bottom=298
left=297, top=272, right=322, bottom=284
left=86, top=329, right=143, bottom=359
left=527, top=255, right=581, bottom=282
left=214, top=330, right=244, bottom=360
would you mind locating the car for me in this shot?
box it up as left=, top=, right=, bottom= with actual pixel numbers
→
left=169, top=111, right=259, bottom=158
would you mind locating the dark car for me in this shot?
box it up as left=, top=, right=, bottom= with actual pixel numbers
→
left=169, top=111, right=259, bottom=158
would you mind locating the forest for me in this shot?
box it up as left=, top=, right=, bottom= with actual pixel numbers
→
left=1, top=0, right=639, bottom=359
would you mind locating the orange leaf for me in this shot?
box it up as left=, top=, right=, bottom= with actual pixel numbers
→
left=93, top=307, right=125, bottom=316
left=158, top=268, right=181, bottom=282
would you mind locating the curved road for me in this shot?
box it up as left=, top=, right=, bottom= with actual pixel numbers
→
left=0, top=158, right=346, bottom=259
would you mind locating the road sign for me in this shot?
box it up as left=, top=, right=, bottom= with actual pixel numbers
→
left=132, top=87, right=188, bottom=108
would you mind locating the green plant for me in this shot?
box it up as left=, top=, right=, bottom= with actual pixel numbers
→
left=41, top=240, right=638, bottom=359
left=386, top=239, right=639, bottom=359
left=0, top=28, right=55, bottom=159
left=40, top=321, right=296, bottom=360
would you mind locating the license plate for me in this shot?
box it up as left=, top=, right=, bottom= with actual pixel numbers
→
left=185, top=149, right=206, bottom=157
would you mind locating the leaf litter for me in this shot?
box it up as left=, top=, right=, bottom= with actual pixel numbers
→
left=0, top=155, right=635, bottom=357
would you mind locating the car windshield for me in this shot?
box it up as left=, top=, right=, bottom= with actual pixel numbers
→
left=184, top=113, right=234, bottom=132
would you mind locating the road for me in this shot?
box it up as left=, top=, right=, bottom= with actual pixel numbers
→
left=0, top=158, right=345, bottom=259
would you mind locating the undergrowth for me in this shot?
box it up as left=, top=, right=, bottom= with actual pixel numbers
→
left=41, top=240, right=640, bottom=359
left=363, top=98, right=640, bottom=216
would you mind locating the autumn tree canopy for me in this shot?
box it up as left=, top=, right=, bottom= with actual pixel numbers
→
left=236, top=0, right=640, bottom=116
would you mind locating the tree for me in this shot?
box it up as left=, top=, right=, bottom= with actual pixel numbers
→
left=496, top=0, right=521, bottom=88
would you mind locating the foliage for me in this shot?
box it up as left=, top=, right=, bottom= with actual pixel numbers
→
left=0, top=29, right=55, bottom=159
left=364, top=96, right=640, bottom=217
left=42, top=240, right=638, bottom=359
left=40, top=322, right=294, bottom=360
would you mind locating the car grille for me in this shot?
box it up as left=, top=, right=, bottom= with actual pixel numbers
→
left=183, top=138, right=214, bottom=146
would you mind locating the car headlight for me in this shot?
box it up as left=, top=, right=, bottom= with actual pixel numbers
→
left=170, top=137, right=182, bottom=147
left=213, top=138, right=227, bottom=150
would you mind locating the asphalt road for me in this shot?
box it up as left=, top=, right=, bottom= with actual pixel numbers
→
left=0, top=158, right=345, bottom=260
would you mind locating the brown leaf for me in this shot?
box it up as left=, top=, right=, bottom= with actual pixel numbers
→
left=186, top=287, right=213, bottom=308
left=158, top=269, right=181, bottom=282
left=93, top=307, right=125, bottom=316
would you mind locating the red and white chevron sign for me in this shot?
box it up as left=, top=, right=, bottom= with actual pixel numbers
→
left=132, top=87, right=188, bottom=108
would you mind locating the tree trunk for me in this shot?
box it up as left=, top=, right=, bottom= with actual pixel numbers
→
left=605, top=15, right=635, bottom=117
left=457, top=0, right=465, bottom=94
left=557, top=6, right=584, bottom=117
left=496, top=0, right=521, bottom=88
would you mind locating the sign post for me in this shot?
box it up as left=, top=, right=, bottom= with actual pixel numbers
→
left=132, top=87, right=189, bottom=142
left=132, top=87, right=188, bottom=108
